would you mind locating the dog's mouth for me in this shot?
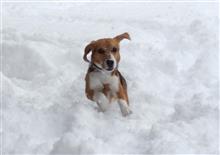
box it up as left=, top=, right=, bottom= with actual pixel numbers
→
left=106, top=67, right=114, bottom=71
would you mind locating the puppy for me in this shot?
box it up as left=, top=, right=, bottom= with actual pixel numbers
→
left=83, top=32, right=131, bottom=116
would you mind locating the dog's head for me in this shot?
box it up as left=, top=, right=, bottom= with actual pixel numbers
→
left=84, top=32, right=131, bottom=71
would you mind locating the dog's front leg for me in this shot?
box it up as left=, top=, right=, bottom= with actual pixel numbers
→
left=93, top=92, right=109, bottom=112
left=118, top=99, right=131, bottom=117
left=117, top=85, right=132, bottom=117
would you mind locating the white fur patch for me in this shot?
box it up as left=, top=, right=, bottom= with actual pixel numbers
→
left=110, top=54, right=117, bottom=69
left=89, top=71, right=119, bottom=92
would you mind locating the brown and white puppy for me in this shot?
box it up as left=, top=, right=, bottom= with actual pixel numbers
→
left=83, top=32, right=131, bottom=116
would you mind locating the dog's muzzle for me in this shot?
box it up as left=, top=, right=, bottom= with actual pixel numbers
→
left=106, top=59, right=114, bottom=71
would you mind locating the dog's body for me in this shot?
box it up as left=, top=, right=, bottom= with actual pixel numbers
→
left=83, top=33, right=131, bottom=116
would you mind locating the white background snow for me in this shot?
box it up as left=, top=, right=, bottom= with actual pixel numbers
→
left=1, top=2, right=219, bottom=154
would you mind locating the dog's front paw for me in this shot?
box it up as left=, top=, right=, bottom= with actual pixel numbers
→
left=94, top=106, right=106, bottom=113
left=118, top=100, right=132, bottom=117
left=121, top=107, right=132, bottom=117
left=97, top=102, right=108, bottom=112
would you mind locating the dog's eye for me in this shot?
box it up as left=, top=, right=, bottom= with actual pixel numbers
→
left=97, top=48, right=105, bottom=54
left=112, top=47, right=117, bottom=53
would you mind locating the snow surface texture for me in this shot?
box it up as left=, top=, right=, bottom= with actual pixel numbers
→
left=2, top=2, right=219, bottom=154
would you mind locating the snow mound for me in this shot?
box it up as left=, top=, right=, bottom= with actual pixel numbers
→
left=2, top=2, right=219, bottom=154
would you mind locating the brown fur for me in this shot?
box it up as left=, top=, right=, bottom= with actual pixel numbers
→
left=116, top=70, right=129, bottom=104
left=85, top=72, right=94, bottom=100
left=91, top=39, right=120, bottom=69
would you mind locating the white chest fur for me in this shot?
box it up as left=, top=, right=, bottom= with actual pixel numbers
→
left=89, top=71, right=119, bottom=92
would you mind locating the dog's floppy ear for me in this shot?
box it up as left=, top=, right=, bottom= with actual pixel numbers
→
left=83, top=41, right=96, bottom=62
left=114, top=32, right=131, bottom=42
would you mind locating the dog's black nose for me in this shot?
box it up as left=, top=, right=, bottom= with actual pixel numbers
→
left=106, top=60, right=114, bottom=68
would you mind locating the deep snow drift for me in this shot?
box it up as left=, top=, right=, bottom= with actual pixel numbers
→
left=2, top=2, right=219, bottom=154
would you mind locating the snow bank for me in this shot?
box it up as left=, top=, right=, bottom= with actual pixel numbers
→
left=2, top=2, right=219, bottom=154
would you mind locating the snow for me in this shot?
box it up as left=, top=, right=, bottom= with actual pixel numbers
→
left=1, top=2, right=219, bottom=154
